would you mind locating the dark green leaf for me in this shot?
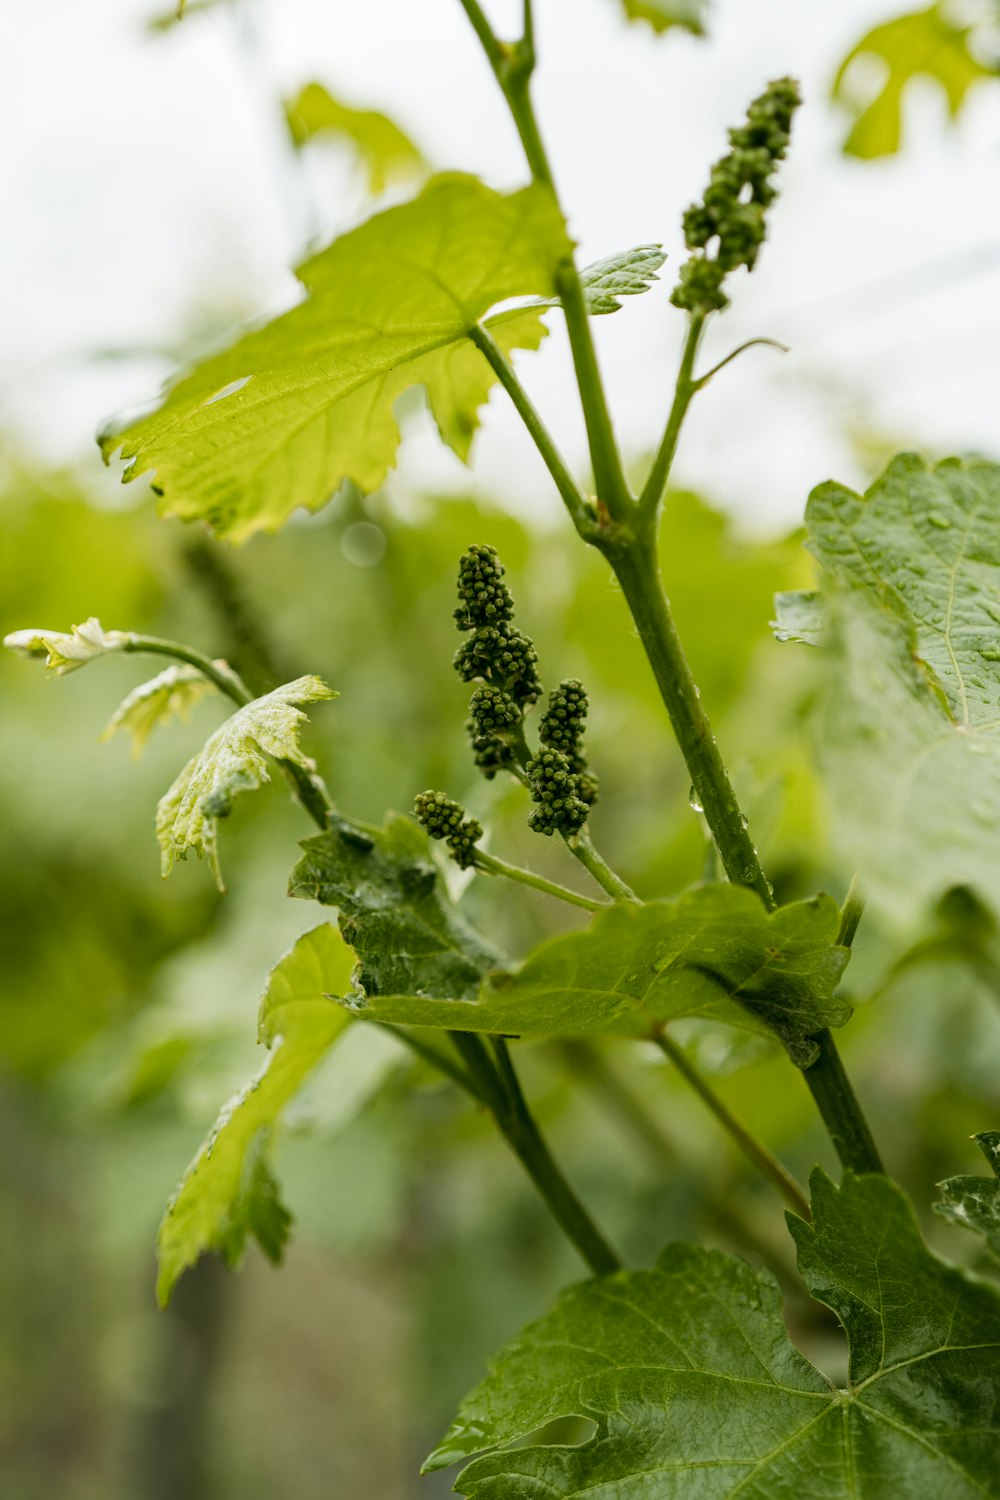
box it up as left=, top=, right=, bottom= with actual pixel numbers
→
left=936, top=1131, right=1000, bottom=1259
left=350, top=883, right=851, bottom=1065
left=156, top=924, right=353, bottom=1304
left=100, top=175, right=571, bottom=541
left=832, top=5, right=992, bottom=159
left=430, top=1172, right=1000, bottom=1496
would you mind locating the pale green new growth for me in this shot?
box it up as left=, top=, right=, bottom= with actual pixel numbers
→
left=802, top=454, right=1000, bottom=919
left=99, top=175, right=572, bottom=541
left=156, top=675, right=335, bottom=888
left=102, top=664, right=218, bottom=757
left=350, top=885, right=851, bottom=1065
left=620, top=0, right=707, bottom=37
left=156, top=924, right=354, bottom=1305
left=284, top=81, right=426, bottom=194
left=576, top=244, right=667, bottom=314
left=430, top=1173, right=1000, bottom=1496
left=936, top=1131, right=1000, bottom=1259
left=833, top=4, right=991, bottom=159
left=3, top=617, right=129, bottom=674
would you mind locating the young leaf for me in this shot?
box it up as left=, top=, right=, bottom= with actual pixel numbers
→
left=289, top=811, right=502, bottom=1002
left=771, top=589, right=822, bottom=645
left=156, top=923, right=354, bottom=1306
left=429, top=1172, right=1000, bottom=1496
left=102, top=664, right=218, bottom=757
left=341, top=884, right=851, bottom=1066
left=157, top=675, right=335, bottom=888
left=619, top=0, right=707, bottom=37
left=803, top=454, right=1000, bottom=919
left=99, top=175, right=572, bottom=542
left=936, top=1131, right=1000, bottom=1259
left=577, top=244, right=666, bottom=314
left=832, top=5, right=991, bottom=159
left=3, top=617, right=128, bottom=674
left=284, top=81, right=426, bottom=195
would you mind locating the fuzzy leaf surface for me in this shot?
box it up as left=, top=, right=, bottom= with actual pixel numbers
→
left=576, top=244, right=666, bottom=313
left=102, top=664, right=218, bottom=756
left=343, top=884, right=851, bottom=1065
left=936, top=1131, right=1000, bottom=1259
left=284, top=81, right=426, bottom=194
left=156, top=924, right=353, bottom=1305
left=3, top=617, right=128, bottom=673
left=157, top=675, right=334, bottom=887
left=430, top=1172, right=1000, bottom=1497
left=833, top=5, right=992, bottom=158
left=804, top=454, right=1000, bottom=919
left=100, top=175, right=571, bottom=541
left=289, top=812, right=501, bottom=1001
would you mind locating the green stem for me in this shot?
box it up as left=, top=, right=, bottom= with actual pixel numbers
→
left=639, top=312, right=705, bottom=521
left=451, top=1033, right=621, bottom=1274
left=474, top=848, right=607, bottom=912
left=838, top=873, right=865, bottom=948
left=653, top=1031, right=811, bottom=1221
left=389, top=1026, right=487, bottom=1102
left=801, top=1029, right=884, bottom=1174
left=469, top=323, right=594, bottom=535
left=122, top=634, right=332, bottom=832
left=568, top=828, right=640, bottom=904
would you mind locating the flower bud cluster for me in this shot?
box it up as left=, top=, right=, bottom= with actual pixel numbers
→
left=413, top=790, right=482, bottom=869
left=455, top=546, right=540, bottom=779
left=538, top=678, right=598, bottom=809
left=526, top=748, right=590, bottom=838
left=672, top=77, right=801, bottom=315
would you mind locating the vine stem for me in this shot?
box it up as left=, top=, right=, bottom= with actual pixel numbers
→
left=568, top=829, right=640, bottom=903
left=474, top=848, right=608, bottom=912
left=122, top=634, right=332, bottom=830
left=652, top=1031, right=811, bottom=1221
left=639, top=312, right=705, bottom=521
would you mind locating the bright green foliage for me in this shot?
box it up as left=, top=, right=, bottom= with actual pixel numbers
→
left=574, top=244, right=666, bottom=313
left=289, top=812, right=501, bottom=1003
left=833, top=5, right=993, bottom=159
left=156, top=923, right=354, bottom=1305
left=801, top=454, right=1000, bottom=919
left=99, top=175, right=572, bottom=541
left=157, top=675, right=335, bottom=888
left=429, top=1172, right=1000, bottom=1496
left=673, top=78, right=800, bottom=314
left=3, top=617, right=128, bottom=673
left=771, top=590, right=822, bottom=645
left=283, top=81, right=426, bottom=195
left=620, top=0, right=707, bottom=37
left=352, top=885, right=851, bottom=1065
left=102, top=664, right=218, bottom=756
left=936, top=1131, right=1000, bottom=1259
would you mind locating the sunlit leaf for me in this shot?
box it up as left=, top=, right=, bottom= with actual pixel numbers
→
left=100, top=175, right=572, bottom=542
left=3, top=617, right=128, bottom=674
left=429, top=1172, right=1000, bottom=1496
left=102, top=663, right=218, bottom=757
left=333, top=882, right=851, bottom=1065
left=832, top=5, right=993, bottom=159
left=620, top=0, right=707, bottom=37
left=156, top=923, right=353, bottom=1305
left=157, top=675, right=335, bottom=888
left=284, top=81, right=426, bottom=194
left=936, top=1131, right=1000, bottom=1259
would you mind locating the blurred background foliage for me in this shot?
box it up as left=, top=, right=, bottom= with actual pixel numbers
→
left=5, top=1, right=1000, bottom=1497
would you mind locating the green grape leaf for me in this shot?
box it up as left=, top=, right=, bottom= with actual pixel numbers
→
left=832, top=5, right=993, bottom=159
left=157, top=675, right=335, bottom=888
left=803, top=454, right=1000, bottom=920
left=936, top=1131, right=1000, bottom=1260
left=289, top=811, right=502, bottom=1002
left=620, top=0, right=708, bottom=37
left=99, top=175, right=572, bottom=542
left=771, top=589, right=822, bottom=645
left=576, top=244, right=666, bottom=314
left=3, top=616, right=129, bottom=674
left=284, top=81, right=426, bottom=194
left=429, top=1171, right=1000, bottom=1497
left=343, top=884, right=851, bottom=1066
left=101, top=664, right=218, bottom=756
left=156, top=923, right=354, bottom=1305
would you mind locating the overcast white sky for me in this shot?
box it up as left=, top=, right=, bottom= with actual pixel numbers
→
left=5, top=0, right=1000, bottom=532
